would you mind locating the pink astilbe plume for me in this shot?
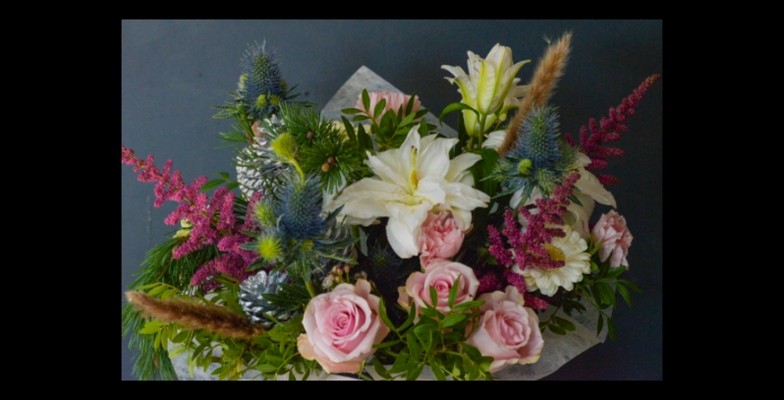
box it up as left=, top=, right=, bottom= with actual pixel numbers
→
left=487, top=172, right=579, bottom=271
left=122, top=146, right=262, bottom=288
left=483, top=173, right=579, bottom=310
left=564, top=74, right=660, bottom=185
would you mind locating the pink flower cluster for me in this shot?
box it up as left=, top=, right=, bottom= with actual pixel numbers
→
left=466, top=286, right=543, bottom=372
left=418, top=211, right=464, bottom=267
left=122, top=146, right=260, bottom=289
left=356, top=91, right=421, bottom=122
left=297, top=279, right=389, bottom=374
left=592, top=210, right=633, bottom=268
left=566, top=74, right=660, bottom=185
left=488, top=172, right=579, bottom=271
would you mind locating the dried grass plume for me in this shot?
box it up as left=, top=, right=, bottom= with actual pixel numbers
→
left=499, top=32, right=572, bottom=155
left=126, top=290, right=265, bottom=340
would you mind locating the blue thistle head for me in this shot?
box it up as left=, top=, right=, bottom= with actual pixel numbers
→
left=240, top=42, right=287, bottom=120
left=492, top=106, right=576, bottom=204
left=274, top=174, right=326, bottom=241
left=508, top=106, right=561, bottom=170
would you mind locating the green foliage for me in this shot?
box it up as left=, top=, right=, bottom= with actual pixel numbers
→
left=274, top=104, right=367, bottom=193
left=201, top=171, right=240, bottom=192
left=342, top=89, right=434, bottom=154
left=122, top=239, right=220, bottom=380
left=167, top=315, right=316, bottom=380
left=538, top=242, right=640, bottom=340
left=372, top=279, right=493, bottom=380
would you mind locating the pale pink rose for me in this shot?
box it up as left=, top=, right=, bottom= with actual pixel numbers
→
left=297, top=279, right=390, bottom=374
left=418, top=211, right=465, bottom=267
left=355, top=91, right=422, bottom=122
left=591, top=210, right=633, bottom=268
left=398, top=259, right=479, bottom=314
left=466, top=286, right=544, bottom=373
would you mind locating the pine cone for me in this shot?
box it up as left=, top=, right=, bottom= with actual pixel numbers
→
left=236, top=138, right=285, bottom=200
left=238, top=270, right=291, bottom=328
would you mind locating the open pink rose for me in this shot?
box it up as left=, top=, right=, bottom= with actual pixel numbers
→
left=466, top=286, right=543, bottom=373
left=297, top=279, right=390, bottom=374
left=356, top=91, right=422, bottom=122
left=591, top=210, right=633, bottom=268
left=419, top=211, right=465, bottom=267
left=398, top=259, right=479, bottom=314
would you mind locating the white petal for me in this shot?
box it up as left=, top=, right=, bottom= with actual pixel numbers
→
left=481, top=130, right=506, bottom=151
left=446, top=152, right=482, bottom=181
left=416, top=177, right=447, bottom=205
left=575, top=167, right=617, bottom=208
left=443, top=182, right=490, bottom=211
left=510, top=189, right=524, bottom=209
left=366, top=152, right=408, bottom=191
left=565, top=193, right=595, bottom=239
left=450, top=208, right=472, bottom=231
left=385, top=203, right=430, bottom=259
left=418, top=136, right=456, bottom=179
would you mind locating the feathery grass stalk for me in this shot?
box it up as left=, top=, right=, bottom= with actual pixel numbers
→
left=126, top=291, right=265, bottom=340
left=499, top=32, right=572, bottom=156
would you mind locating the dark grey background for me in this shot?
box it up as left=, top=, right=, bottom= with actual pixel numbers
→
left=122, top=20, right=662, bottom=380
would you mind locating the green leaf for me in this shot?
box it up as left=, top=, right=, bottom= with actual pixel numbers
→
left=361, top=89, right=371, bottom=111
left=617, top=283, right=632, bottom=307
left=342, top=116, right=357, bottom=144
left=553, top=316, right=576, bottom=332
left=431, top=359, right=446, bottom=381
left=139, top=320, right=165, bottom=335
left=372, top=357, right=392, bottom=380
left=448, top=275, right=461, bottom=308
left=200, top=179, right=224, bottom=192
left=549, top=324, right=567, bottom=335
left=389, top=351, right=409, bottom=374
left=341, top=107, right=364, bottom=115
left=597, top=313, right=605, bottom=336
left=373, top=98, right=387, bottom=121
left=607, top=318, right=617, bottom=340
left=219, top=172, right=230, bottom=180
left=406, top=364, right=424, bottom=381
left=226, top=182, right=240, bottom=190
left=452, top=300, right=484, bottom=311
left=439, top=102, right=478, bottom=124
left=429, top=285, right=439, bottom=310
left=442, top=313, right=466, bottom=328
left=397, top=304, right=417, bottom=332
left=378, top=298, right=395, bottom=331
left=619, top=279, right=642, bottom=293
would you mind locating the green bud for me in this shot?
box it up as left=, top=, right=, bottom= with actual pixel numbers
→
left=517, top=159, right=533, bottom=176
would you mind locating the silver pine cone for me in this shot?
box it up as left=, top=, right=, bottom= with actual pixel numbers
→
left=238, top=270, right=291, bottom=328
left=235, top=116, right=287, bottom=200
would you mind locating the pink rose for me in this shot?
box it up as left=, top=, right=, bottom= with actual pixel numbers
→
left=398, top=259, right=479, bottom=314
left=419, top=211, right=465, bottom=267
left=466, top=286, right=544, bottom=373
left=591, top=210, right=633, bottom=268
left=356, top=91, right=422, bottom=122
left=297, top=279, right=390, bottom=374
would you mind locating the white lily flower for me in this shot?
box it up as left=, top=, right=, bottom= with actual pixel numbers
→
left=331, top=128, right=491, bottom=259
left=442, top=44, right=529, bottom=137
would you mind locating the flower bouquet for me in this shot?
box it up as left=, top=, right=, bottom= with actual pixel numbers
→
left=122, top=32, right=659, bottom=380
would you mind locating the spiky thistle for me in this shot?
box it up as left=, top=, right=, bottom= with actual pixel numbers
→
left=246, top=169, right=354, bottom=277
left=492, top=106, right=576, bottom=206
left=273, top=173, right=327, bottom=241
left=238, top=42, right=288, bottom=121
